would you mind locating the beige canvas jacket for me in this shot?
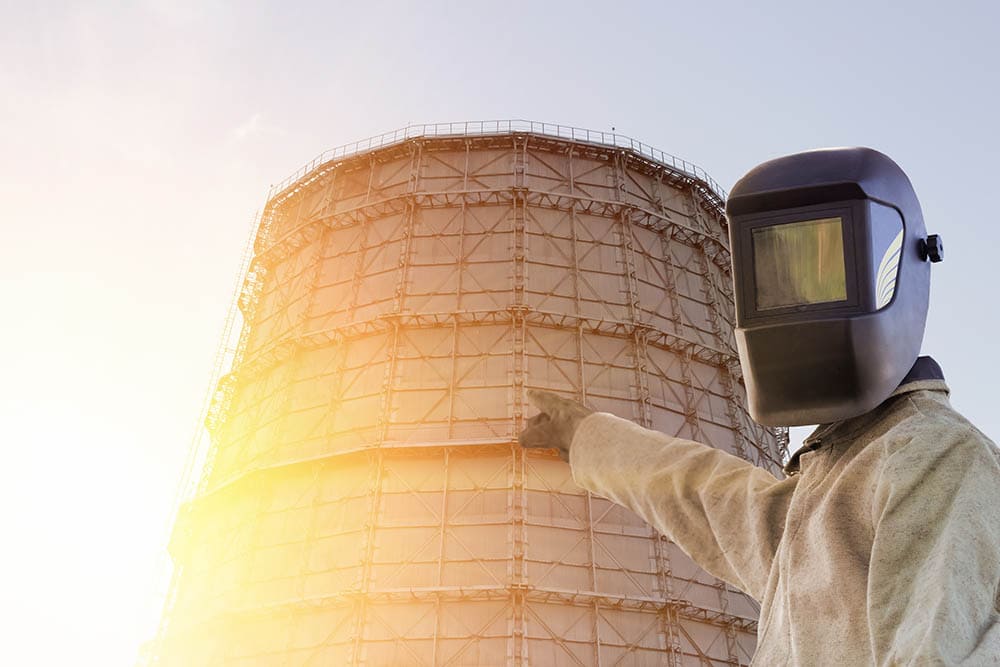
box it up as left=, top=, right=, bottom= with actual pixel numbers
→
left=570, top=380, right=1000, bottom=665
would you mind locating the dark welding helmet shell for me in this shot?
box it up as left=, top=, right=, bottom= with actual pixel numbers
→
left=726, top=147, right=931, bottom=427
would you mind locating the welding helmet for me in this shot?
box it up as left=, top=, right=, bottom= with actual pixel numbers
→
left=725, top=147, right=943, bottom=427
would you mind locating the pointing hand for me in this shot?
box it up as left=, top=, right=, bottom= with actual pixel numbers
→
left=519, top=389, right=594, bottom=462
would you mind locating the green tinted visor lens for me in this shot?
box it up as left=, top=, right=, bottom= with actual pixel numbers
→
left=752, top=217, right=848, bottom=310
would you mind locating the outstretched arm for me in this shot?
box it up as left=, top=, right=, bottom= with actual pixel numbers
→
left=520, top=390, right=794, bottom=600
left=569, top=411, right=793, bottom=599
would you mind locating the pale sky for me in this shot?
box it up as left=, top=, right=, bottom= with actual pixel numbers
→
left=2, top=2, right=998, bottom=665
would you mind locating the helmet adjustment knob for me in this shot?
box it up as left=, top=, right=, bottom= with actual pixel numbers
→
left=919, top=235, right=944, bottom=263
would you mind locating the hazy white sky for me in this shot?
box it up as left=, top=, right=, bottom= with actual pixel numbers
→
left=2, top=2, right=998, bottom=664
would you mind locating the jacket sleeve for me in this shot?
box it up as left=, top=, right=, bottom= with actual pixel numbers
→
left=569, top=412, right=795, bottom=600
left=868, top=423, right=1000, bottom=665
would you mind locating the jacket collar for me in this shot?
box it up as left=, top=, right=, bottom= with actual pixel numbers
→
left=782, top=356, right=948, bottom=475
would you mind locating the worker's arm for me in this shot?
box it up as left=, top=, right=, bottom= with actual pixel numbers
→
left=868, top=423, right=1000, bottom=665
left=568, top=411, right=795, bottom=600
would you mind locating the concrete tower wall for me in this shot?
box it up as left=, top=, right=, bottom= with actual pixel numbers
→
left=156, top=124, right=786, bottom=666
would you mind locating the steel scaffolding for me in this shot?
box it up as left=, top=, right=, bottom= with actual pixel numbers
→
left=149, top=125, right=787, bottom=666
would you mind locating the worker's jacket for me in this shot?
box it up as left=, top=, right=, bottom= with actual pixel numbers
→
left=570, top=378, right=1000, bottom=665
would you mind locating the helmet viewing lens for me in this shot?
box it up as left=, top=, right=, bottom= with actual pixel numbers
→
left=753, top=217, right=848, bottom=310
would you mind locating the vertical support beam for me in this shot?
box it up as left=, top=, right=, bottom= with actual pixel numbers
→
left=650, top=167, right=666, bottom=219
left=514, top=133, right=527, bottom=192
left=364, top=154, right=376, bottom=203
left=656, top=233, right=682, bottom=336
left=348, top=218, right=371, bottom=325
left=585, top=493, right=603, bottom=667
left=631, top=333, right=653, bottom=429
left=713, top=257, right=737, bottom=349
left=658, top=230, right=703, bottom=440
left=325, top=191, right=373, bottom=445
left=463, top=137, right=471, bottom=191
left=511, top=139, right=528, bottom=432
left=297, top=222, right=328, bottom=335
left=510, top=587, right=527, bottom=667
left=391, top=141, right=422, bottom=316
left=686, top=179, right=708, bottom=236
left=448, top=200, right=468, bottom=438
left=432, top=448, right=451, bottom=665
left=392, top=199, right=415, bottom=315
left=447, top=140, right=471, bottom=437
left=376, top=320, right=402, bottom=445
left=509, top=134, right=529, bottom=667
left=679, top=353, right=704, bottom=441
left=377, top=141, right=421, bottom=445
left=721, top=361, right=754, bottom=462
left=294, top=463, right=326, bottom=636
left=717, top=579, right=742, bottom=666
left=614, top=151, right=652, bottom=428
left=510, top=440, right=528, bottom=667
left=447, top=320, right=460, bottom=439
left=324, top=330, right=348, bottom=443
left=567, top=147, right=588, bottom=406
left=315, top=162, right=339, bottom=221
left=661, top=607, right=685, bottom=667
left=652, top=535, right=681, bottom=667
left=351, top=450, right=385, bottom=667
left=572, top=150, right=603, bottom=666
left=694, top=236, right=729, bottom=354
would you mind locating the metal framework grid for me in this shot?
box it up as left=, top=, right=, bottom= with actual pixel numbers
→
left=152, top=127, right=788, bottom=666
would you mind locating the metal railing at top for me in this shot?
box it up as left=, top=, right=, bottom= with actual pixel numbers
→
left=267, top=120, right=728, bottom=203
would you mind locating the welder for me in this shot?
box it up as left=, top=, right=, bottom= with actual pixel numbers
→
left=520, top=148, right=1000, bottom=665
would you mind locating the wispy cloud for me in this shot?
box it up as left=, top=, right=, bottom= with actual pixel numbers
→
left=232, top=112, right=264, bottom=141
left=231, top=112, right=286, bottom=142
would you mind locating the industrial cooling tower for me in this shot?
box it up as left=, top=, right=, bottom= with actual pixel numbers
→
left=153, top=121, right=788, bottom=666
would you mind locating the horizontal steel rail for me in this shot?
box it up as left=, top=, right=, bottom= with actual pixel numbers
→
left=268, top=119, right=728, bottom=203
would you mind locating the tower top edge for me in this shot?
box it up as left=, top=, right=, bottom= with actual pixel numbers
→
left=265, top=120, right=727, bottom=209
